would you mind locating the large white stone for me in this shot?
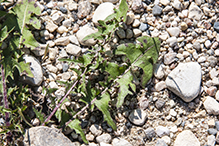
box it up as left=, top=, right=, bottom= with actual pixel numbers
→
left=174, top=130, right=200, bottom=146
left=128, top=108, right=147, bottom=126
left=76, top=24, right=97, bottom=46
left=92, top=2, right=114, bottom=25
left=204, top=96, right=219, bottom=115
left=167, top=27, right=180, bottom=37
left=165, top=62, right=201, bottom=102
left=188, top=2, right=203, bottom=20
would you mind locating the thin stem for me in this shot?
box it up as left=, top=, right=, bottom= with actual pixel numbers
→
left=1, top=64, right=12, bottom=143
left=42, top=68, right=87, bottom=126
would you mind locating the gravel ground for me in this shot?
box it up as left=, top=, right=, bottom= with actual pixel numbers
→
left=2, top=0, right=219, bottom=145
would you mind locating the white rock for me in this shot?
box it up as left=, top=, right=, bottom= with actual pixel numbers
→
left=55, top=37, right=70, bottom=46
left=66, top=44, right=81, bottom=56
left=160, top=0, right=170, bottom=6
left=49, top=81, right=58, bottom=89
left=172, top=0, right=182, bottom=10
left=133, top=29, right=142, bottom=37
left=128, top=108, right=147, bottom=126
left=69, top=35, right=80, bottom=46
left=159, top=32, right=169, bottom=41
left=167, top=27, right=180, bottom=37
left=165, top=62, right=201, bottom=102
left=156, top=126, right=170, bottom=137
left=155, top=81, right=167, bottom=91
left=161, top=136, right=171, bottom=145
left=22, top=55, right=43, bottom=86
left=90, top=124, right=102, bottom=136
left=132, top=19, right=140, bottom=27
left=204, top=96, right=219, bottom=115
left=92, top=2, right=114, bottom=25
left=57, top=26, right=68, bottom=34
left=154, top=63, right=165, bottom=79
left=46, top=65, right=58, bottom=73
left=96, top=134, right=112, bottom=143
left=76, top=24, right=97, bottom=46
left=46, top=21, right=58, bottom=33
left=62, top=19, right=72, bottom=27
left=52, top=12, right=64, bottom=25
left=207, top=135, right=216, bottom=146
left=112, top=138, right=132, bottom=146
left=62, top=72, right=71, bottom=80
left=68, top=2, right=78, bottom=11
left=49, top=47, right=58, bottom=60
left=166, top=37, right=177, bottom=47
left=215, top=90, right=219, bottom=101
left=100, top=142, right=112, bottom=146
left=205, top=40, right=211, bottom=49
left=188, top=2, right=203, bottom=21
left=174, top=130, right=200, bottom=146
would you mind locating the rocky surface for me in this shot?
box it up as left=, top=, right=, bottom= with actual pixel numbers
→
left=5, top=0, right=219, bottom=145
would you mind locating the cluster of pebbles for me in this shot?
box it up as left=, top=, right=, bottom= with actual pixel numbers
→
left=3, top=0, right=219, bottom=145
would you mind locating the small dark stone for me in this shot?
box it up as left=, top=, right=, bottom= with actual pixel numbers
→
left=62, top=63, right=69, bottom=72
left=144, top=0, right=152, bottom=5
left=152, top=5, right=162, bottom=16
left=139, top=23, right=149, bottom=31
left=208, top=128, right=218, bottom=135
left=144, top=127, right=156, bottom=140
left=0, top=5, right=6, bottom=11
left=214, top=22, right=219, bottom=32
left=155, top=99, right=165, bottom=109
left=215, top=121, right=219, bottom=131
left=47, top=9, right=51, bottom=15
left=60, top=7, right=67, bottom=14
left=155, top=139, right=168, bottom=146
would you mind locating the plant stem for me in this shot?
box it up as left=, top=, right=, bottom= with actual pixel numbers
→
left=1, top=64, right=12, bottom=142
left=42, top=68, right=87, bottom=126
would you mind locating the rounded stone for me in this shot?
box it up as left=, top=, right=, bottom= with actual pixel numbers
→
left=165, top=62, right=202, bottom=102
left=128, top=108, right=147, bottom=126
left=153, top=5, right=162, bottom=16
left=174, top=130, right=200, bottom=146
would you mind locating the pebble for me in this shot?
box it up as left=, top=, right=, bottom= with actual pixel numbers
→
left=214, top=22, right=219, bottom=32
left=155, top=99, right=165, bottom=109
left=68, top=2, right=78, bottom=11
left=66, top=44, right=82, bottom=56
left=155, top=81, right=167, bottom=91
left=102, top=0, right=119, bottom=3
left=126, top=12, right=135, bottom=25
left=205, top=86, right=217, bottom=96
left=215, top=121, right=219, bottom=131
left=116, top=28, right=126, bottom=39
left=208, top=128, right=218, bottom=135
left=92, top=2, right=114, bottom=25
left=90, top=124, right=102, bottom=136
left=156, top=126, right=170, bottom=137
left=180, top=22, right=188, bottom=31
left=144, top=127, right=156, bottom=140
left=160, top=0, right=170, bottom=6
left=23, top=126, right=74, bottom=146
left=167, top=27, right=180, bottom=37
left=49, top=81, right=58, bottom=89
left=207, top=56, right=217, bottom=67
left=138, top=97, right=149, bottom=110
left=172, top=0, right=182, bottom=11
left=132, top=19, right=140, bottom=27
left=52, top=12, right=64, bottom=25
left=59, top=6, right=67, bottom=14
left=55, top=37, right=70, bottom=46
left=203, top=96, right=219, bottom=115
left=131, top=0, right=144, bottom=13
left=96, top=133, right=112, bottom=143
left=153, top=5, right=163, bottom=16
left=216, top=132, right=219, bottom=143
left=126, top=29, right=133, bottom=39
left=166, top=37, right=177, bottom=47
left=154, top=63, right=165, bottom=79
left=57, top=26, right=68, bottom=34
left=112, top=138, right=132, bottom=146
left=205, top=40, right=212, bottom=49
left=156, top=139, right=168, bottom=146
left=22, top=55, right=43, bottom=86
left=46, top=21, right=58, bottom=33
left=208, top=119, right=215, bottom=128
left=161, top=136, right=171, bottom=145
left=188, top=2, right=203, bottom=21
left=165, top=62, right=201, bottom=102
left=207, top=135, right=216, bottom=146
left=174, top=130, right=200, bottom=146
left=76, top=24, right=97, bottom=46
left=164, top=52, right=177, bottom=65
left=133, top=29, right=142, bottom=37
left=77, top=1, right=92, bottom=19
left=128, top=108, right=147, bottom=126
left=49, top=47, right=58, bottom=60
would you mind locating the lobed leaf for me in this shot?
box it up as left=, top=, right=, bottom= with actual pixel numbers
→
left=94, top=92, right=117, bottom=130
left=68, top=119, right=88, bottom=144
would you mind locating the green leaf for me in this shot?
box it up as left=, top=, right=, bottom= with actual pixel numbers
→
left=68, top=119, right=88, bottom=144
left=116, top=71, right=135, bottom=108
left=105, top=62, right=126, bottom=79
left=94, top=92, right=117, bottom=130
left=0, top=26, right=14, bottom=42
left=116, top=0, right=128, bottom=22
left=33, top=108, right=45, bottom=124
